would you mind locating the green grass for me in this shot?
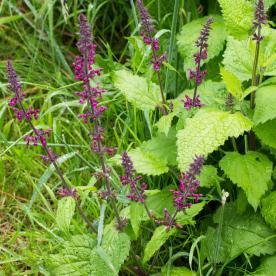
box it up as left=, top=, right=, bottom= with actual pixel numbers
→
left=0, top=0, right=221, bottom=274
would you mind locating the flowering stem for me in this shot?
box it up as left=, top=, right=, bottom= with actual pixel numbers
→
left=192, top=48, right=202, bottom=105
left=14, top=86, right=97, bottom=233
left=250, top=27, right=261, bottom=109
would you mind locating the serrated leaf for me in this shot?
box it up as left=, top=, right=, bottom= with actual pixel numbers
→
left=202, top=204, right=276, bottom=264
left=254, top=119, right=276, bottom=148
left=176, top=202, right=205, bottom=226
left=199, top=165, right=220, bottom=188
left=223, top=37, right=254, bottom=81
left=129, top=148, right=168, bottom=176
left=219, top=152, right=273, bottom=210
left=129, top=130, right=177, bottom=175
left=56, top=197, right=76, bottom=231
left=177, top=15, right=227, bottom=72
left=155, top=112, right=176, bottom=136
left=112, top=69, right=161, bottom=110
left=178, top=81, right=227, bottom=110
left=220, top=67, right=242, bottom=99
left=48, top=228, right=130, bottom=276
left=177, top=109, right=252, bottom=171
left=102, top=226, right=131, bottom=273
left=143, top=226, right=176, bottom=263
left=253, top=85, right=276, bottom=124
left=261, top=191, right=276, bottom=229
left=130, top=202, right=145, bottom=238
left=223, top=28, right=276, bottom=82
left=218, top=0, right=254, bottom=39
left=254, top=255, right=276, bottom=276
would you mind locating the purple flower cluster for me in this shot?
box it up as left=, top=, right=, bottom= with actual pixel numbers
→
left=171, top=156, right=204, bottom=210
left=58, top=187, right=79, bottom=200
left=189, top=17, right=213, bottom=86
left=137, top=0, right=166, bottom=72
left=7, top=60, right=56, bottom=159
left=155, top=208, right=182, bottom=231
left=187, top=17, right=213, bottom=107
left=120, top=152, right=147, bottom=202
left=182, top=95, right=203, bottom=110
left=73, top=14, right=115, bottom=157
left=253, top=0, right=267, bottom=42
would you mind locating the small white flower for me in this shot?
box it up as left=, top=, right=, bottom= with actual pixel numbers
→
left=221, top=189, right=229, bottom=206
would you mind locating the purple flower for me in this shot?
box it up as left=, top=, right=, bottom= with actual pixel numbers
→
left=155, top=208, right=182, bottom=231
left=41, top=148, right=58, bottom=163
left=137, top=0, right=166, bottom=72
left=120, top=152, right=147, bottom=203
left=171, top=156, right=204, bottom=211
left=182, top=95, right=203, bottom=110
left=58, top=187, right=78, bottom=199
left=74, top=14, right=109, bottom=155
left=253, top=0, right=267, bottom=42
left=189, top=17, right=213, bottom=104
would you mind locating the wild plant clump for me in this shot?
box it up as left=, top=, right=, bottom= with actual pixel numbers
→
left=1, top=0, right=276, bottom=275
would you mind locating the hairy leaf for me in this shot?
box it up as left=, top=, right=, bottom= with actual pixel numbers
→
left=223, top=37, right=254, bottom=81
left=253, top=85, right=276, bottom=124
left=220, top=67, right=242, bottom=99
left=261, top=191, right=276, bottom=229
left=254, top=119, right=276, bottom=148
left=199, top=165, right=221, bottom=188
left=219, top=152, right=273, bottom=210
left=48, top=229, right=130, bottom=275
left=143, top=226, right=176, bottom=263
left=177, top=15, right=226, bottom=72
left=129, top=130, right=177, bottom=175
left=254, top=255, right=276, bottom=276
left=177, top=109, right=252, bottom=171
left=218, top=0, right=254, bottom=39
left=112, top=69, right=161, bottom=111
left=56, top=197, right=76, bottom=232
left=130, top=202, right=145, bottom=238
left=129, top=147, right=168, bottom=175
left=203, top=204, right=276, bottom=264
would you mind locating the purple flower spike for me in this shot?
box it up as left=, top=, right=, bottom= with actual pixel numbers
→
left=253, top=0, right=267, bottom=42
left=120, top=152, right=147, bottom=203
left=189, top=17, right=213, bottom=105
left=182, top=95, right=203, bottom=110
left=137, top=0, right=166, bottom=72
left=171, top=156, right=204, bottom=211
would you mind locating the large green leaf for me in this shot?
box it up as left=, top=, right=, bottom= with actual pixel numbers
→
left=254, top=119, right=276, bottom=148
left=130, top=202, right=145, bottom=238
left=199, top=165, right=221, bottom=188
left=178, top=81, right=227, bottom=110
left=48, top=229, right=130, bottom=276
left=129, top=130, right=177, bottom=175
left=218, top=0, right=254, bottom=39
left=223, top=28, right=276, bottom=82
left=220, top=67, right=242, bottom=99
left=261, top=191, right=276, bottom=229
left=112, top=69, right=161, bottom=110
left=177, top=15, right=227, bottom=72
left=253, top=85, right=276, bottom=125
left=177, top=109, right=252, bottom=171
left=223, top=36, right=254, bottom=81
left=56, top=197, right=76, bottom=232
left=202, top=204, right=276, bottom=264
left=219, top=152, right=273, bottom=210
left=129, top=148, right=169, bottom=176
left=143, top=226, right=176, bottom=263
left=254, top=255, right=276, bottom=276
